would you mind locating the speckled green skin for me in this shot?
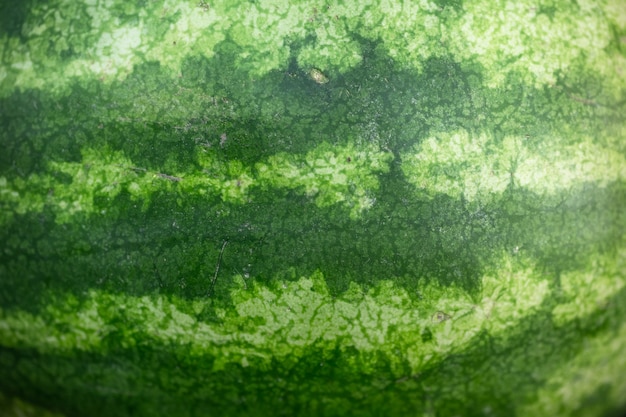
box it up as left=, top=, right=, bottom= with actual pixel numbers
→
left=1, top=1, right=626, bottom=417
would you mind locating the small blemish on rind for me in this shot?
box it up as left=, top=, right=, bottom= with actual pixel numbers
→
left=308, top=68, right=329, bottom=84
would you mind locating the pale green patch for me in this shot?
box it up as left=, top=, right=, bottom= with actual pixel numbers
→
left=255, top=141, right=392, bottom=217
left=448, top=0, right=618, bottom=88
left=604, top=0, right=626, bottom=29
left=297, top=23, right=363, bottom=74
left=0, top=294, right=106, bottom=352
left=2, top=36, right=40, bottom=92
left=0, top=141, right=390, bottom=224
left=360, top=0, right=442, bottom=70
left=520, top=316, right=626, bottom=417
left=194, top=141, right=391, bottom=215
left=0, top=176, right=23, bottom=225
left=0, top=147, right=175, bottom=225
left=552, top=247, right=626, bottom=325
left=401, top=129, right=626, bottom=202
left=0, top=251, right=555, bottom=377
left=144, top=1, right=228, bottom=71
left=587, top=51, right=626, bottom=101
left=1, top=0, right=624, bottom=97
left=407, top=252, right=550, bottom=366
left=191, top=154, right=256, bottom=204
left=0, top=0, right=152, bottom=94
left=67, top=26, right=145, bottom=80
left=401, top=130, right=510, bottom=201
left=514, top=137, right=626, bottom=194
left=448, top=256, right=550, bottom=337
left=227, top=1, right=302, bottom=76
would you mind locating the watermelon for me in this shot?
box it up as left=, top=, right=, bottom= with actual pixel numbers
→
left=1, top=0, right=626, bottom=416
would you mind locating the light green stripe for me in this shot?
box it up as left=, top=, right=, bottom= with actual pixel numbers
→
left=401, top=129, right=626, bottom=202
left=6, top=249, right=621, bottom=373
left=1, top=0, right=624, bottom=97
left=0, top=142, right=391, bottom=225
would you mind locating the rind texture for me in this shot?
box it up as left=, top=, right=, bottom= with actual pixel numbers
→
left=1, top=1, right=625, bottom=416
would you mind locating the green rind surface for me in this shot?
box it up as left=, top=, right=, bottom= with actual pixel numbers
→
left=1, top=1, right=626, bottom=416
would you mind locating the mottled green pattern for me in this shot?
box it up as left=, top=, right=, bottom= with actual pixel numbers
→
left=0, top=141, right=391, bottom=224
left=1, top=0, right=626, bottom=416
left=2, top=0, right=625, bottom=95
left=401, top=129, right=626, bottom=202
